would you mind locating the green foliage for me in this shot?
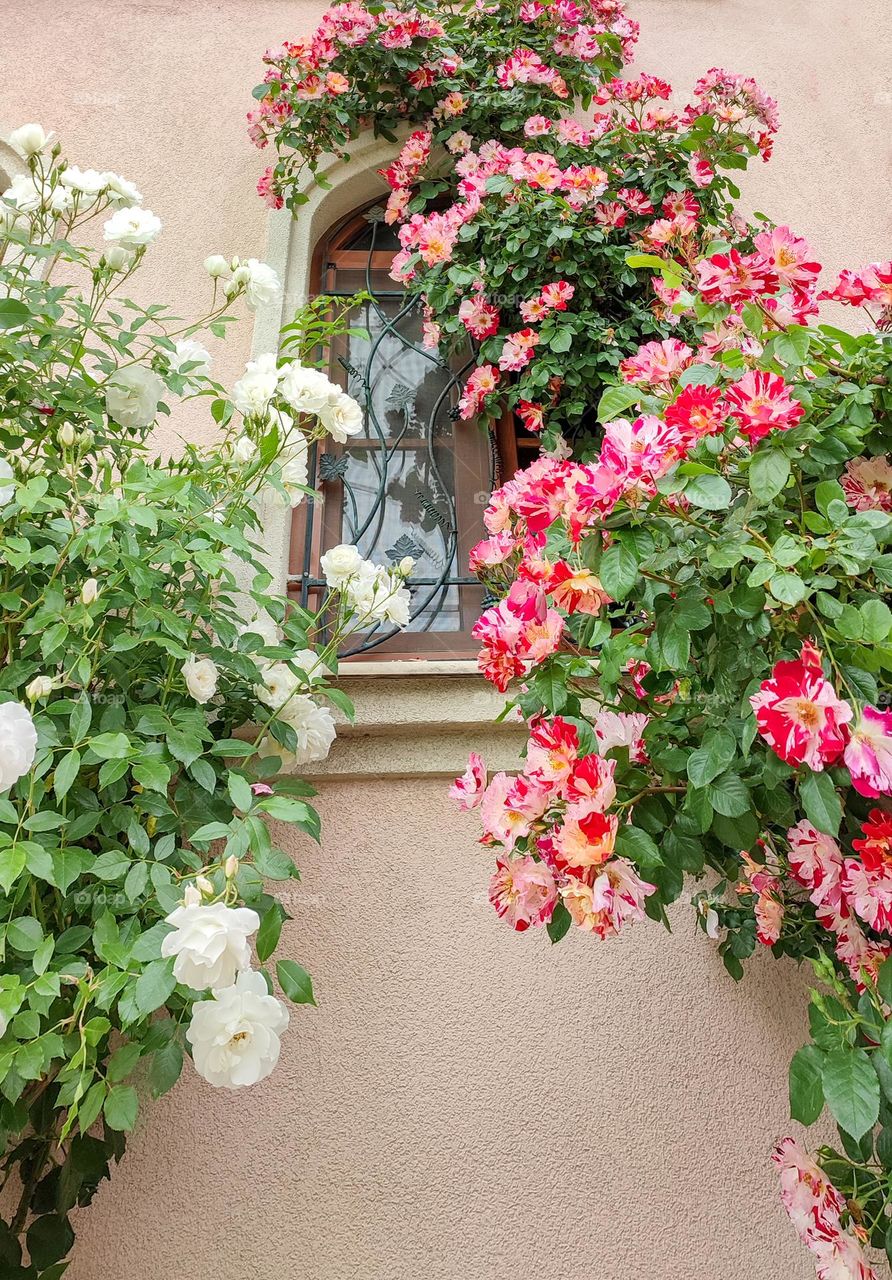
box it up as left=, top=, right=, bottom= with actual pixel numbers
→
left=0, top=141, right=382, bottom=1274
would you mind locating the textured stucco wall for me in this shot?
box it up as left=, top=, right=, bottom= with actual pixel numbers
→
left=76, top=781, right=821, bottom=1280
left=1, top=1, right=890, bottom=1277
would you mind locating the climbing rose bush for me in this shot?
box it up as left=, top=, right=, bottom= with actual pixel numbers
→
left=256, top=3, right=892, bottom=1276
left=0, top=130, right=410, bottom=1273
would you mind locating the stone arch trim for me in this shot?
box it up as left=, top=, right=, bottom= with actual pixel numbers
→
left=251, top=131, right=401, bottom=597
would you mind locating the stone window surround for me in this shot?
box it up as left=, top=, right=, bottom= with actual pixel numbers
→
left=0, top=132, right=27, bottom=193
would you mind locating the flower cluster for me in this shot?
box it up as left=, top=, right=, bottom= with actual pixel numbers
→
left=753, top=640, right=892, bottom=799
left=452, top=713, right=654, bottom=939
left=263, top=3, right=892, bottom=1276
left=162, top=890, right=289, bottom=1088
left=0, top=128, right=409, bottom=1268
left=774, top=1139, right=878, bottom=1280
left=250, top=0, right=640, bottom=206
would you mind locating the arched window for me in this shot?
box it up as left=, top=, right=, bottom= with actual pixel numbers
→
left=289, top=201, right=503, bottom=659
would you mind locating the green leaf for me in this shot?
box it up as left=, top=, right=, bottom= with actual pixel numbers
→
left=133, top=957, right=177, bottom=1017
left=529, top=664, right=567, bottom=714
left=749, top=450, right=791, bottom=503
left=800, top=770, right=842, bottom=836
left=228, top=771, right=254, bottom=813
left=599, top=543, right=639, bottom=600
left=821, top=1047, right=879, bottom=1139
left=190, top=821, right=231, bottom=844
left=131, top=921, right=172, bottom=962
left=322, top=685, right=355, bottom=722
left=253, top=844, right=296, bottom=880
left=77, top=1080, right=106, bottom=1134
left=256, top=900, right=288, bottom=963
left=132, top=757, right=172, bottom=793
left=773, top=326, right=811, bottom=366
left=686, top=730, right=736, bottom=789
left=877, top=957, right=892, bottom=1008
left=653, top=618, right=690, bottom=672
left=32, top=935, right=54, bottom=976
left=89, top=732, right=132, bottom=760
left=705, top=772, right=750, bottom=818
left=26, top=1215, right=74, bottom=1270
left=614, top=824, right=662, bottom=869
left=24, top=810, right=66, bottom=833
left=53, top=748, right=81, bottom=802
left=103, top=1084, right=139, bottom=1132
left=547, top=898, right=572, bottom=944
left=7, top=916, right=43, bottom=953
left=0, top=299, right=29, bottom=330
left=277, top=958, right=316, bottom=1006
left=150, top=1037, right=183, bottom=1098
left=258, top=796, right=315, bottom=826
left=107, top=1041, right=142, bottom=1084
left=52, top=847, right=88, bottom=895
left=596, top=384, right=642, bottom=423
left=861, top=599, right=892, bottom=645
left=91, top=849, right=131, bottom=881
left=685, top=474, right=732, bottom=510
left=815, top=480, right=846, bottom=517
left=769, top=573, right=807, bottom=606
left=124, top=861, right=149, bottom=902
left=789, top=1045, right=825, bottom=1125
left=0, top=843, right=26, bottom=894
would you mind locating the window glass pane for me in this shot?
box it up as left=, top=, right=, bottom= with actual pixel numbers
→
left=292, top=204, right=495, bottom=655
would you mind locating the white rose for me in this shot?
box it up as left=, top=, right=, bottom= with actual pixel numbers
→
left=278, top=363, right=336, bottom=415
left=319, top=543, right=363, bottom=588
left=0, top=702, right=37, bottom=793
left=0, top=459, right=15, bottom=505
left=48, top=185, right=74, bottom=215
left=204, top=254, right=231, bottom=279
left=230, top=258, right=281, bottom=309
left=106, top=366, right=165, bottom=429
left=279, top=438, right=309, bottom=507
left=161, top=900, right=260, bottom=991
left=254, top=661, right=300, bottom=711
left=80, top=577, right=100, bottom=606
left=342, top=560, right=381, bottom=614
left=232, top=434, right=257, bottom=463
left=186, top=969, right=289, bottom=1089
left=292, top=648, right=324, bottom=684
left=101, top=172, right=143, bottom=205
left=8, top=124, right=52, bottom=158
left=103, top=245, right=135, bottom=273
left=281, top=695, right=336, bottom=765
left=232, top=352, right=279, bottom=418
left=103, top=205, right=162, bottom=247
left=60, top=166, right=108, bottom=198
left=319, top=391, right=364, bottom=443
left=25, top=675, right=56, bottom=701
left=240, top=611, right=281, bottom=647
left=4, top=174, right=41, bottom=213
left=344, top=563, right=411, bottom=627
left=379, top=579, right=412, bottom=627
left=169, top=338, right=212, bottom=379
left=0, top=202, right=25, bottom=236
left=183, top=656, right=218, bottom=704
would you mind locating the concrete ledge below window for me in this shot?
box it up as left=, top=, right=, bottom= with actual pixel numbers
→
left=300, top=674, right=526, bottom=780
left=337, top=658, right=480, bottom=678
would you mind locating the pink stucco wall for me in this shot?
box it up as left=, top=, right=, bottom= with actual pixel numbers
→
left=1, top=1, right=890, bottom=1276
